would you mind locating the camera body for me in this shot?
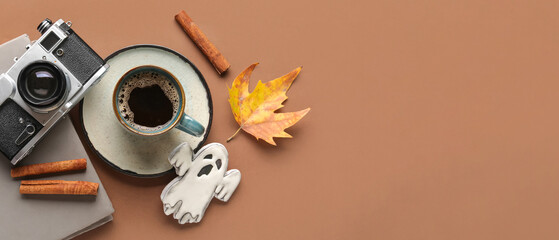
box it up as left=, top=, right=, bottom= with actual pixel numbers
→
left=0, top=18, right=108, bottom=165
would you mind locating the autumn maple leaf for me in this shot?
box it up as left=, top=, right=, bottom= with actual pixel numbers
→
left=227, top=63, right=310, bottom=145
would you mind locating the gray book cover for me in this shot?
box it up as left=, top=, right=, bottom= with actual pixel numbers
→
left=0, top=117, right=114, bottom=240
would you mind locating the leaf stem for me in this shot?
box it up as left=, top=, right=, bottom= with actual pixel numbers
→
left=227, top=127, right=243, bottom=142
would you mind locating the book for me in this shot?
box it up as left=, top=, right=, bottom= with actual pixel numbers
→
left=0, top=117, right=114, bottom=240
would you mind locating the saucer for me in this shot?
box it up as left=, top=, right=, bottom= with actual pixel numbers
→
left=80, top=45, right=212, bottom=177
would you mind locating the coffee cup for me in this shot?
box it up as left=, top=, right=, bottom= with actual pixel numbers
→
left=112, top=65, right=204, bottom=137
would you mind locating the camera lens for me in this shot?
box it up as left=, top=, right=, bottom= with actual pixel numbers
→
left=18, top=62, right=66, bottom=108
left=26, top=70, right=58, bottom=100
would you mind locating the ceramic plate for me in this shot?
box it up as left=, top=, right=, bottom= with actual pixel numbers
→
left=80, top=45, right=212, bottom=177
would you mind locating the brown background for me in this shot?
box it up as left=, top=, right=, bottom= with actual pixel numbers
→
left=1, top=0, right=559, bottom=239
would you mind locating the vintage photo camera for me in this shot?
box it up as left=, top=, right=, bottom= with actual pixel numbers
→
left=0, top=18, right=108, bottom=165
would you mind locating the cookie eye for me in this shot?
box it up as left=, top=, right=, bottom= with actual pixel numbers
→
left=216, top=159, right=222, bottom=170
left=204, top=154, right=213, bottom=159
left=197, top=164, right=213, bottom=177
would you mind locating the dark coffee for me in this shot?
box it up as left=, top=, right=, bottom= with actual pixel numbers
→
left=117, top=69, right=180, bottom=131
left=128, top=84, right=173, bottom=127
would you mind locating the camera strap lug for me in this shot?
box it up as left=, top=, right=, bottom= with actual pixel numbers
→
left=15, top=124, right=36, bottom=146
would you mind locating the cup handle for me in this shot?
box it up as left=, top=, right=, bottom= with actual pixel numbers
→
left=175, top=114, right=205, bottom=137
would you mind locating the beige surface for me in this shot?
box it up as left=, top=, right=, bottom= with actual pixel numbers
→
left=1, top=0, right=559, bottom=239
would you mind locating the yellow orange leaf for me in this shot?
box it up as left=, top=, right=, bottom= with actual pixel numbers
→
left=227, top=63, right=310, bottom=145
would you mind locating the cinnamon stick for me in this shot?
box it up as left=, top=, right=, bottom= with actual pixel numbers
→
left=175, top=10, right=230, bottom=75
left=11, top=158, right=87, bottom=178
left=20, top=180, right=99, bottom=195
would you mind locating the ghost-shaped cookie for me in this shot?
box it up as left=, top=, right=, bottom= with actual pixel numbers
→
left=161, top=142, right=241, bottom=224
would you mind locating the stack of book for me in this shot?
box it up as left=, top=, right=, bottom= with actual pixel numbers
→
left=0, top=117, right=114, bottom=240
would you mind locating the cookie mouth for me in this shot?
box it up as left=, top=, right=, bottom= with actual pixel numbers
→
left=197, top=164, right=213, bottom=177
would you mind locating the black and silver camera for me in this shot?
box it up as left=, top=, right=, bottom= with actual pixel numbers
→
left=0, top=18, right=108, bottom=165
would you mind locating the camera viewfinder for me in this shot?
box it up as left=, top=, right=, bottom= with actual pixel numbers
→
left=40, top=32, right=60, bottom=52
